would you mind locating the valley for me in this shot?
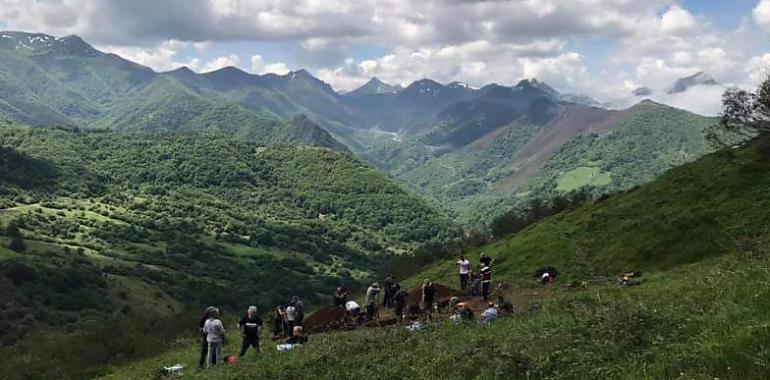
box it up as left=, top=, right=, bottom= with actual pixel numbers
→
left=0, top=26, right=760, bottom=380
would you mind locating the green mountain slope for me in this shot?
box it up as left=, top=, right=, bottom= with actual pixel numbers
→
left=394, top=100, right=716, bottom=225
left=0, top=122, right=457, bottom=379
left=0, top=32, right=348, bottom=151
left=99, top=136, right=770, bottom=380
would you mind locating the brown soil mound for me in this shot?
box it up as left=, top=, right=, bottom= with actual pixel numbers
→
left=302, top=283, right=462, bottom=333
left=303, top=305, right=346, bottom=333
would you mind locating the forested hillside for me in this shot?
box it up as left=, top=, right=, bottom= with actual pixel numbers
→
left=0, top=121, right=458, bottom=379
left=0, top=31, right=720, bottom=229
left=101, top=134, right=770, bottom=380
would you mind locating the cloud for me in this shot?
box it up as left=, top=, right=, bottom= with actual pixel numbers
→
left=1, top=0, right=769, bottom=116
left=199, top=54, right=241, bottom=72
left=251, top=55, right=291, bottom=75
left=99, top=40, right=196, bottom=72
left=660, top=5, right=696, bottom=34
left=755, top=0, right=770, bottom=31
left=317, top=40, right=588, bottom=93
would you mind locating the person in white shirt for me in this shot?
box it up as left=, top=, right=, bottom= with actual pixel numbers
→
left=456, top=255, right=471, bottom=291
left=202, top=308, right=226, bottom=368
left=345, top=300, right=361, bottom=326
left=345, top=300, right=360, bottom=314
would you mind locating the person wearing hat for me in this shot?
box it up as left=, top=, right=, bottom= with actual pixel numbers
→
left=238, top=306, right=263, bottom=357
left=366, top=282, right=381, bottom=320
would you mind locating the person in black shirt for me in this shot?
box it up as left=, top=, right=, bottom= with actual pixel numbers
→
left=480, top=264, right=492, bottom=300
left=393, top=284, right=408, bottom=320
left=480, top=253, right=493, bottom=267
left=273, top=305, right=288, bottom=338
left=287, top=326, right=308, bottom=345
left=333, top=286, right=349, bottom=307
left=383, top=276, right=396, bottom=308
left=198, top=306, right=216, bottom=368
left=238, top=306, right=263, bottom=356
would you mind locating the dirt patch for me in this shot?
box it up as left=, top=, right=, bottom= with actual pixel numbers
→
left=303, top=305, right=346, bottom=333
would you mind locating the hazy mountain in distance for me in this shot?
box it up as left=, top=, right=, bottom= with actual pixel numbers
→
left=346, top=77, right=403, bottom=97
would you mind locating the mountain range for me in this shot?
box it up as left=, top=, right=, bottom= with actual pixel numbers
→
left=0, top=31, right=718, bottom=225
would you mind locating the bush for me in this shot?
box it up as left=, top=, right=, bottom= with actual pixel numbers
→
left=9, top=237, right=26, bottom=253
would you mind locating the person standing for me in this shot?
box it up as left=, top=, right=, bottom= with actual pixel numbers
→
left=198, top=306, right=216, bottom=369
left=333, top=286, right=349, bottom=307
left=470, top=271, right=482, bottom=296
left=285, top=302, right=298, bottom=333
left=291, top=296, right=305, bottom=326
left=421, top=279, right=436, bottom=316
left=480, top=264, right=492, bottom=300
left=273, top=305, right=288, bottom=338
left=393, top=284, right=408, bottom=321
left=383, top=277, right=396, bottom=308
left=203, top=308, right=225, bottom=368
left=457, top=255, right=471, bottom=291
left=366, top=282, right=381, bottom=320
left=238, top=306, right=263, bottom=357
left=480, top=253, right=493, bottom=268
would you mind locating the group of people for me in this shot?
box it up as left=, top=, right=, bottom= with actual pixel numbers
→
left=197, top=296, right=309, bottom=369
left=335, top=276, right=413, bottom=325
left=196, top=253, right=503, bottom=368
left=457, top=253, right=494, bottom=300
left=272, top=296, right=305, bottom=339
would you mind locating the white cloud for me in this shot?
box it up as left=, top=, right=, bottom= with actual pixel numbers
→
left=660, top=5, right=696, bottom=34
left=251, top=55, right=291, bottom=75
left=99, top=40, right=196, bottom=72
left=755, top=0, right=770, bottom=31
left=317, top=40, right=588, bottom=93
left=199, top=54, right=241, bottom=72
left=1, top=0, right=769, bottom=116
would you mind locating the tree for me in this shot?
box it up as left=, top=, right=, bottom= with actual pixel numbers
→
left=9, top=237, right=26, bottom=253
left=5, top=221, right=21, bottom=238
left=708, top=76, right=770, bottom=146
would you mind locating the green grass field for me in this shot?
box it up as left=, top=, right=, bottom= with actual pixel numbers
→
left=556, top=166, right=612, bottom=192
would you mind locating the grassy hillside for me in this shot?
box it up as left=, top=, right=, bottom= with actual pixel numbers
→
left=100, top=135, right=770, bottom=380
left=416, top=101, right=716, bottom=226
left=0, top=122, right=457, bottom=379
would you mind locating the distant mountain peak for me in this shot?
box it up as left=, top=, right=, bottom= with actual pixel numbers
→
left=404, top=78, right=445, bottom=96
left=289, top=114, right=350, bottom=152
left=667, top=72, right=720, bottom=94
left=210, top=66, right=248, bottom=75
left=169, top=66, right=195, bottom=75
left=515, top=78, right=558, bottom=97
left=346, top=77, right=403, bottom=97
left=0, top=31, right=100, bottom=57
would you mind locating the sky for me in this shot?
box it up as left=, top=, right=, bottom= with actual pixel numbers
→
left=0, top=0, right=769, bottom=115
